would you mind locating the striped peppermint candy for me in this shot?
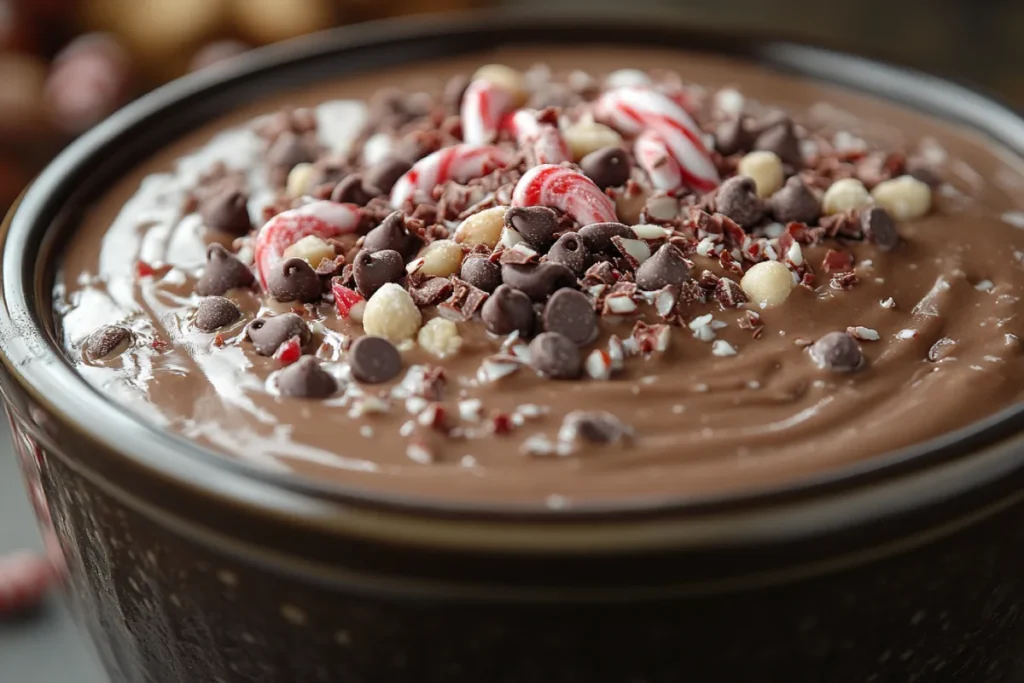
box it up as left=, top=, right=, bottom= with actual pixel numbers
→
left=390, top=144, right=510, bottom=209
left=596, top=86, right=719, bottom=192
left=512, top=164, right=618, bottom=226
left=634, top=130, right=683, bottom=191
left=254, top=200, right=361, bottom=289
left=0, top=551, right=53, bottom=617
left=460, top=79, right=515, bottom=145
left=505, top=109, right=571, bottom=166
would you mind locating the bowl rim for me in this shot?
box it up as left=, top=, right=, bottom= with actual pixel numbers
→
left=2, top=8, right=1023, bottom=530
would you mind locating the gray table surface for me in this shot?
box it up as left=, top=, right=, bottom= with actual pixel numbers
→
left=0, top=421, right=107, bottom=682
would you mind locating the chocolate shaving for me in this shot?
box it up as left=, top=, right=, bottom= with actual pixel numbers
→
left=439, top=277, right=490, bottom=322
left=822, top=249, right=855, bottom=273
left=830, top=272, right=860, bottom=290
left=581, top=261, right=619, bottom=288
left=499, top=247, right=540, bottom=266
left=408, top=276, right=455, bottom=307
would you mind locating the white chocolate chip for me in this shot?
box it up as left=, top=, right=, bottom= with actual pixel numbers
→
left=417, top=318, right=463, bottom=358
left=871, top=175, right=932, bottom=220
left=737, top=152, right=784, bottom=198
left=740, top=261, right=795, bottom=308
left=285, top=162, right=315, bottom=197
left=454, top=206, right=507, bottom=248
left=418, top=240, right=464, bottom=277
left=362, top=283, right=422, bottom=342
left=282, top=235, right=334, bottom=268
left=822, top=178, right=873, bottom=215
left=563, top=120, right=623, bottom=161
left=472, top=64, right=528, bottom=106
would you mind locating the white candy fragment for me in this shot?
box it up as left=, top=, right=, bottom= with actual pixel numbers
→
left=823, top=178, right=873, bottom=215
left=871, top=175, right=932, bottom=220
left=458, top=399, right=483, bottom=422
left=711, top=340, right=737, bottom=357
left=737, top=151, right=784, bottom=198
left=585, top=349, right=613, bottom=380
left=847, top=326, right=881, bottom=341
left=362, top=283, right=422, bottom=342
left=740, top=261, right=795, bottom=308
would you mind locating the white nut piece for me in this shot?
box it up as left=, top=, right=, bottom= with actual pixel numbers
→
left=871, top=175, right=932, bottom=220
left=362, top=283, right=423, bottom=342
left=418, top=240, right=464, bottom=277
left=285, top=162, right=315, bottom=197
left=417, top=318, right=463, bottom=358
left=454, top=206, right=507, bottom=248
left=472, top=64, right=528, bottom=106
left=737, top=151, right=784, bottom=198
left=282, top=235, right=334, bottom=268
left=741, top=261, right=796, bottom=308
left=822, top=177, right=873, bottom=215
left=564, top=120, right=623, bottom=161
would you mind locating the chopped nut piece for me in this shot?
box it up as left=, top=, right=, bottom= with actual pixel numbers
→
left=283, top=235, right=335, bottom=268
left=871, top=175, right=932, bottom=220
left=741, top=261, right=795, bottom=308
left=737, top=151, right=784, bottom=198
left=454, top=206, right=508, bottom=248
left=418, top=240, right=464, bottom=277
left=822, top=178, right=873, bottom=215
left=564, top=119, right=624, bottom=161
left=417, top=318, right=463, bottom=358
left=472, top=64, right=528, bottom=106
left=362, top=283, right=422, bottom=342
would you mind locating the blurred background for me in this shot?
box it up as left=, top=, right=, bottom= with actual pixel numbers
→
left=1, top=0, right=1023, bottom=213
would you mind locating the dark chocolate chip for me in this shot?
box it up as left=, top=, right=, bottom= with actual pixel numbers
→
left=352, top=249, right=404, bottom=298
left=84, top=325, right=132, bottom=360
left=754, top=117, right=803, bottom=168
left=195, top=296, right=241, bottom=332
left=769, top=176, right=821, bottom=225
left=267, top=131, right=316, bottom=174
left=542, top=289, right=598, bottom=346
left=528, top=332, right=582, bottom=380
left=442, top=74, right=470, bottom=112
left=268, top=257, right=323, bottom=302
left=579, top=147, right=631, bottom=189
left=501, top=262, right=577, bottom=302
left=860, top=207, right=899, bottom=251
left=546, top=232, right=592, bottom=277
left=460, top=256, right=502, bottom=293
left=528, top=82, right=580, bottom=110
left=715, top=176, right=765, bottom=229
left=505, top=206, right=560, bottom=250
left=906, top=161, right=942, bottom=187
left=634, top=243, right=691, bottom=291
left=578, top=222, right=635, bottom=253
left=364, top=156, right=412, bottom=194
left=330, top=174, right=381, bottom=206
left=198, top=189, right=251, bottom=236
left=349, top=335, right=402, bottom=384
left=277, top=356, right=337, bottom=399
left=196, top=243, right=255, bottom=296
left=363, top=211, right=422, bottom=260
left=809, top=332, right=864, bottom=373
left=561, top=410, right=634, bottom=444
left=246, top=313, right=311, bottom=356
left=714, top=117, right=754, bottom=156
left=481, top=285, right=535, bottom=337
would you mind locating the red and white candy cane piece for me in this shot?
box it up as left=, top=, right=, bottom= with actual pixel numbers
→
left=512, top=164, right=618, bottom=227
left=596, top=86, right=719, bottom=192
left=390, top=144, right=510, bottom=209
left=635, top=130, right=683, bottom=191
left=506, top=109, right=571, bottom=166
left=461, top=79, right=515, bottom=145
left=254, top=200, right=361, bottom=289
left=0, top=551, right=53, bottom=616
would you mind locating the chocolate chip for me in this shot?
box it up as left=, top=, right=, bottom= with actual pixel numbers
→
left=578, top=222, right=635, bottom=253
left=714, top=117, right=754, bottom=156
left=198, top=189, right=251, bottom=236
left=195, top=296, right=241, bottom=332
left=769, top=176, right=821, bottom=225
left=364, top=156, right=412, bottom=194
left=246, top=313, right=311, bottom=356
left=715, top=176, right=765, bottom=229
left=501, top=262, right=577, bottom=302
left=84, top=325, right=132, bottom=360
left=579, top=147, right=631, bottom=189
left=561, top=410, right=634, bottom=444
left=906, top=160, right=942, bottom=187
left=196, top=244, right=255, bottom=296
left=277, top=356, right=337, bottom=399
left=505, top=206, right=559, bottom=250
left=542, top=289, right=597, bottom=346
left=528, top=332, right=582, bottom=379
left=754, top=117, right=803, bottom=168
left=363, top=211, right=422, bottom=260
left=546, top=232, right=592, bottom=276
left=460, top=256, right=502, bottom=293
left=860, top=207, right=899, bottom=251
left=442, top=74, right=470, bottom=112
left=809, top=332, right=864, bottom=372
left=348, top=335, right=402, bottom=384
left=634, top=243, right=691, bottom=291
left=352, top=249, right=404, bottom=298
left=267, top=131, right=316, bottom=174
left=481, top=285, right=535, bottom=337
left=330, top=174, right=381, bottom=206
left=268, top=257, right=323, bottom=302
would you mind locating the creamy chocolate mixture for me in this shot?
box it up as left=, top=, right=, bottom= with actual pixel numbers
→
left=55, top=49, right=1024, bottom=506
